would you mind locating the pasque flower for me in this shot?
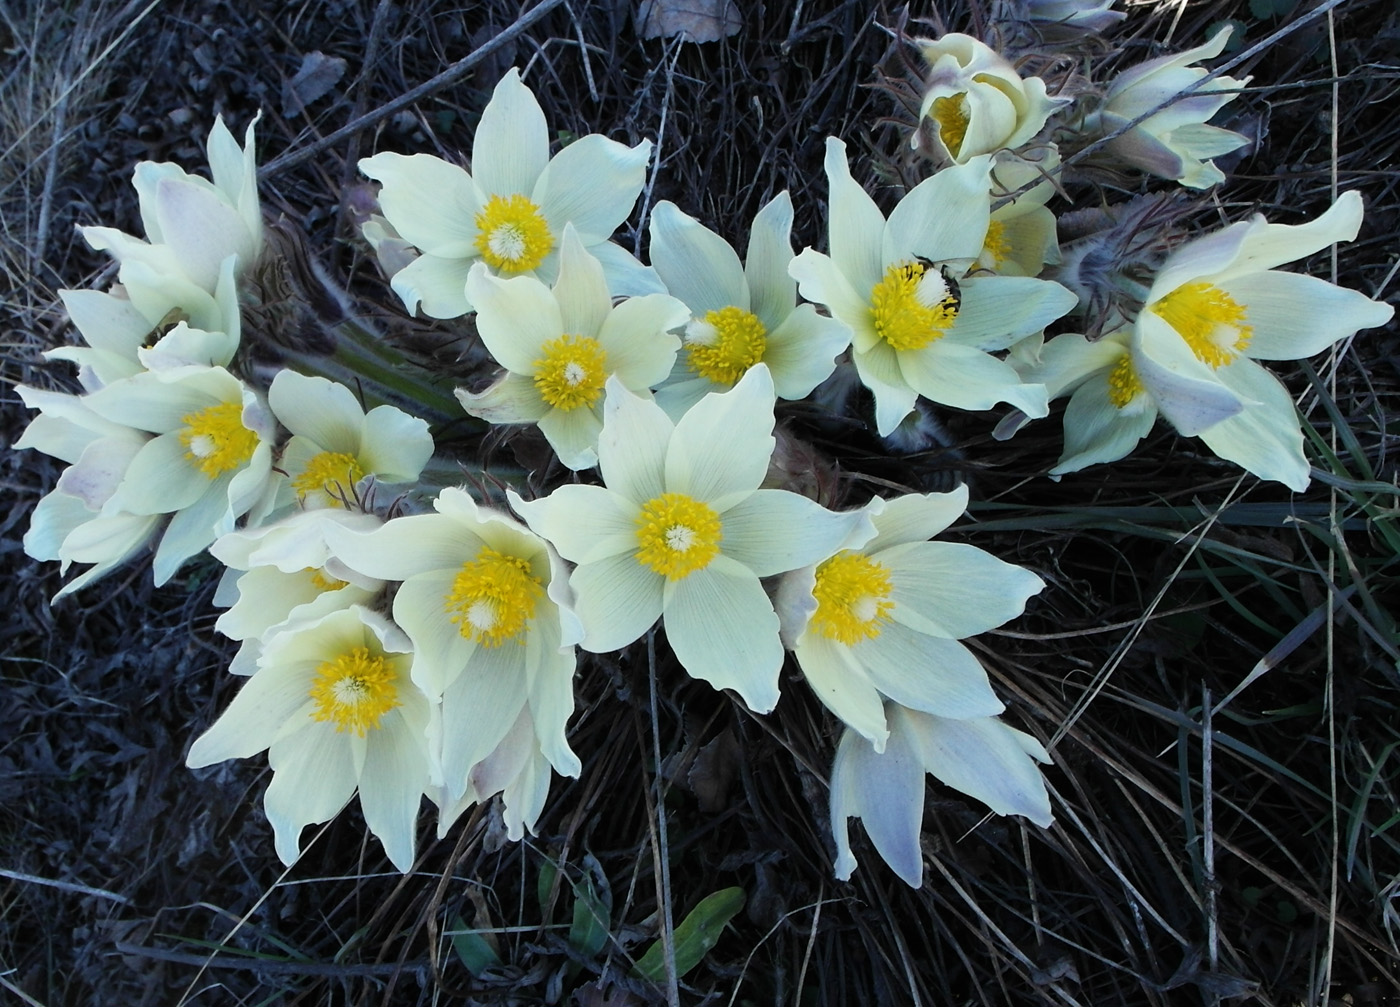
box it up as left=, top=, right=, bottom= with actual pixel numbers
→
left=510, top=365, right=874, bottom=714
left=789, top=138, right=1076, bottom=435
left=647, top=194, right=851, bottom=417
left=187, top=605, right=432, bottom=871
left=456, top=228, right=687, bottom=470
left=360, top=68, right=660, bottom=319
left=777, top=487, right=1044, bottom=751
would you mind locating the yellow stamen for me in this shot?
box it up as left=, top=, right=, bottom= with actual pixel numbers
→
left=870, top=262, right=960, bottom=352
left=1150, top=282, right=1252, bottom=369
left=685, top=306, right=768, bottom=385
left=309, top=645, right=399, bottom=735
left=308, top=568, right=348, bottom=592
left=533, top=334, right=608, bottom=411
left=635, top=493, right=721, bottom=580
left=982, top=219, right=1010, bottom=268
left=474, top=193, right=553, bottom=272
left=292, top=451, right=366, bottom=505
left=930, top=93, right=970, bottom=158
left=810, top=552, right=894, bottom=645
left=443, top=546, right=543, bottom=646
left=1107, top=354, right=1144, bottom=410
left=179, top=401, right=258, bottom=478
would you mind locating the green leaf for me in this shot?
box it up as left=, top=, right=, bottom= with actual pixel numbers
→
left=448, top=915, right=501, bottom=977
left=632, top=887, right=746, bottom=984
left=567, top=854, right=613, bottom=959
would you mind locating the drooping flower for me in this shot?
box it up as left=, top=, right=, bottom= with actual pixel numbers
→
left=1088, top=26, right=1250, bottom=189
left=788, top=137, right=1076, bottom=436
left=359, top=68, right=660, bottom=319
left=830, top=703, right=1053, bottom=886
left=267, top=369, right=434, bottom=511
left=434, top=705, right=558, bottom=842
left=81, top=364, right=279, bottom=584
left=456, top=227, right=687, bottom=470
left=1130, top=190, right=1394, bottom=489
left=323, top=487, right=582, bottom=808
left=510, top=365, right=874, bottom=714
left=647, top=194, right=852, bottom=417
left=777, top=487, right=1043, bottom=751
left=83, top=115, right=263, bottom=293
left=187, top=605, right=432, bottom=871
left=917, top=33, right=1064, bottom=164
left=211, top=508, right=387, bottom=676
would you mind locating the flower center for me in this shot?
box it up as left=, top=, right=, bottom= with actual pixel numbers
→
left=1150, top=282, right=1253, bottom=369
left=307, top=567, right=348, bottom=592
left=684, top=306, right=768, bottom=385
left=635, top=493, right=722, bottom=580
left=810, top=552, right=894, bottom=645
left=309, top=645, right=399, bottom=735
left=870, top=262, right=961, bottom=352
left=1107, top=354, right=1146, bottom=411
left=474, top=193, right=553, bottom=272
left=292, top=451, right=366, bottom=506
left=443, top=546, right=543, bottom=646
left=179, top=401, right=258, bottom=478
left=930, top=92, right=970, bottom=157
left=981, top=219, right=1010, bottom=268
left=533, top=333, right=608, bottom=411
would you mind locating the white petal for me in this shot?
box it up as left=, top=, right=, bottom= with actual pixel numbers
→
left=509, top=484, right=638, bottom=564
left=359, top=152, right=481, bottom=256
left=595, top=293, right=687, bottom=389
left=394, top=572, right=478, bottom=697
left=648, top=200, right=748, bottom=314
left=327, top=511, right=480, bottom=582
left=1051, top=370, right=1158, bottom=475
left=570, top=552, right=665, bottom=652
left=359, top=405, right=434, bottom=482
left=390, top=252, right=475, bottom=319
left=829, top=721, right=926, bottom=886
left=822, top=137, right=885, bottom=296
left=866, top=487, right=969, bottom=548
left=721, top=490, right=874, bottom=576
left=787, top=249, right=873, bottom=345
left=666, top=364, right=775, bottom=508
left=1217, top=190, right=1367, bottom=282
left=899, top=708, right=1052, bottom=826
left=59, top=288, right=152, bottom=361
left=897, top=341, right=1049, bottom=418
left=466, top=266, right=562, bottom=373
left=187, top=666, right=315, bottom=766
left=552, top=226, right=612, bottom=338
left=596, top=376, right=674, bottom=503
left=1223, top=270, right=1395, bottom=360
left=1018, top=331, right=1125, bottom=401
left=853, top=340, right=919, bottom=436
left=1196, top=358, right=1310, bottom=491
left=536, top=135, right=651, bottom=242
left=440, top=641, right=529, bottom=796
left=114, top=434, right=209, bottom=515
left=360, top=705, right=432, bottom=871
left=663, top=555, right=784, bottom=712
left=472, top=68, right=549, bottom=198
left=154, top=177, right=254, bottom=292
left=744, top=191, right=797, bottom=332
left=795, top=634, right=889, bottom=750
left=267, top=371, right=363, bottom=451
left=944, top=276, right=1078, bottom=352
left=539, top=404, right=602, bottom=470
left=855, top=627, right=1004, bottom=718
left=526, top=635, right=581, bottom=777
left=587, top=239, right=667, bottom=296
left=265, top=725, right=359, bottom=865
left=760, top=304, right=851, bottom=400
left=1132, top=312, right=1244, bottom=435
left=883, top=157, right=992, bottom=265
left=152, top=481, right=231, bottom=584
left=457, top=371, right=550, bottom=425
left=883, top=540, right=1044, bottom=638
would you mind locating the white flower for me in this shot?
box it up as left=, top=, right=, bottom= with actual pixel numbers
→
left=1131, top=190, right=1394, bottom=489
left=976, top=148, right=1062, bottom=279
left=187, top=605, right=432, bottom=871
left=789, top=138, right=1076, bottom=436
left=830, top=704, right=1053, bottom=886
left=510, top=365, right=874, bottom=714
left=267, top=369, right=434, bottom=511
left=777, top=487, right=1043, bottom=751
left=211, top=509, right=387, bottom=676
left=1090, top=27, right=1250, bottom=189
left=434, top=706, right=556, bottom=842
left=917, top=33, right=1064, bottom=163
left=323, top=487, right=582, bottom=807
left=84, top=115, right=263, bottom=292
left=456, top=228, right=687, bottom=470
left=1017, top=0, right=1125, bottom=34
left=82, top=365, right=278, bottom=583
left=647, top=194, right=852, bottom=417
left=359, top=68, right=661, bottom=319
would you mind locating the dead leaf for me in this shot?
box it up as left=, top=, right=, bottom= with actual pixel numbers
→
left=282, top=51, right=348, bottom=118
left=636, top=0, right=741, bottom=43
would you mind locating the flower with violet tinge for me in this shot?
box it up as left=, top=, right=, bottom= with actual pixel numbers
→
left=84, top=115, right=263, bottom=294
left=267, top=369, right=434, bottom=511
left=81, top=364, right=278, bottom=584
left=776, top=486, right=1044, bottom=752
left=788, top=137, right=1077, bottom=436
left=434, top=705, right=559, bottom=842
left=323, top=487, right=583, bottom=807
left=1017, top=0, right=1125, bottom=35
left=917, top=33, right=1064, bottom=164
left=510, top=365, right=875, bottom=714
left=830, top=703, right=1053, bottom=886
left=1087, top=26, right=1250, bottom=190
left=1129, top=189, right=1394, bottom=490
left=187, top=605, right=431, bottom=872
left=456, top=227, right=687, bottom=470
left=359, top=68, right=660, bottom=319
left=646, top=194, right=852, bottom=418
left=211, top=508, right=386, bottom=676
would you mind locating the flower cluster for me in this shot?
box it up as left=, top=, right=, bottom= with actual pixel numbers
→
left=16, top=17, right=1394, bottom=894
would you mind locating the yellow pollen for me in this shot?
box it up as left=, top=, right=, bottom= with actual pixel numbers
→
left=634, top=493, right=722, bottom=580
left=869, top=262, right=960, bottom=352
left=443, top=546, right=543, bottom=646
left=308, top=567, right=348, bottom=592
left=982, top=219, right=1010, bottom=267
left=810, top=552, right=894, bottom=645
left=179, top=401, right=258, bottom=478
left=685, top=306, right=768, bottom=385
left=474, top=193, right=553, bottom=272
left=292, top=451, right=366, bottom=505
left=309, top=645, right=399, bottom=735
left=930, top=93, right=971, bottom=158
left=1107, top=354, right=1144, bottom=410
left=533, top=334, right=608, bottom=411
left=1150, top=282, right=1253, bottom=369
